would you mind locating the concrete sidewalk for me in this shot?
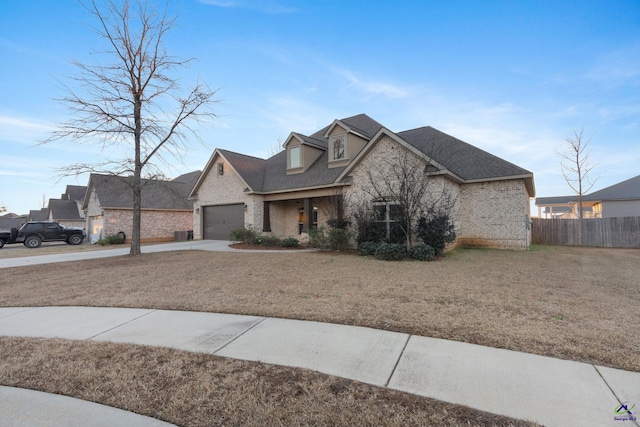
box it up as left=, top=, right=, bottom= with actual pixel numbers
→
left=0, top=240, right=312, bottom=269
left=0, top=306, right=639, bottom=427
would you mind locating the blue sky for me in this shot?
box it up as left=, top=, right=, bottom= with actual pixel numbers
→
left=1, top=0, right=639, bottom=215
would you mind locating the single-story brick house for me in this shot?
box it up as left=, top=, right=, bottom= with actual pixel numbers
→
left=190, top=114, right=535, bottom=249
left=83, top=172, right=200, bottom=243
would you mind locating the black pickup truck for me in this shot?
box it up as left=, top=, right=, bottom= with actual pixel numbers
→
left=0, top=221, right=85, bottom=249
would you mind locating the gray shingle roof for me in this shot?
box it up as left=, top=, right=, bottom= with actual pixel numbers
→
left=218, top=150, right=266, bottom=192
left=29, top=208, right=48, bottom=221
left=583, top=174, right=640, bottom=201
left=213, top=114, right=533, bottom=195
left=48, top=198, right=82, bottom=220
left=89, top=173, right=196, bottom=210
left=0, top=214, right=26, bottom=230
left=535, top=196, right=575, bottom=205
left=262, top=150, right=347, bottom=192
left=65, top=185, right=87, bottom=202
left=397, top=126, right=532, bottom=181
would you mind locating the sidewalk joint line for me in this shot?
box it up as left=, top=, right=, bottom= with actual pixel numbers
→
left=384, top=334, right=411, bottom=387
left=593, top=365, right=640, bottom=427
left=213, top=317, right=267, bottom=353
left=86, top=309, right=159, bottom=340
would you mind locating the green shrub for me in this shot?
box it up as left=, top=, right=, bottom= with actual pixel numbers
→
left=257, top=235, right=281, bottom=247
left=96, top=233, right=126, bottom=246
left=309, top=226, right=329, bottom=249
left=328, top=228, right=352, bottom=251
left=358, top=241, right=379, bottom=256
left=409, top=244, right=436, bottom=261
left=229, top=227, right=259, bottom=245
left=416, top=214, right=456, bottom=255
left=281, top=237, right=299, bottom=247
left=374, top=243, right=407, bottom=261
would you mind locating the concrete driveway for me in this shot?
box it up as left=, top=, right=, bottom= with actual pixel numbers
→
left=0, top=240, right=311, bottom=269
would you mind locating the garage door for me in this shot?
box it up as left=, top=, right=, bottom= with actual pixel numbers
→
left=203, top=204, right=245, bottom=240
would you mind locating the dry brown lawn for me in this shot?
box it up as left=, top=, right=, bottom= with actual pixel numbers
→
left=0, top=244, right=637, bottom=426
left=0, top=337, right=536, bottom=426
left=0, top=244, right=638, bottom=371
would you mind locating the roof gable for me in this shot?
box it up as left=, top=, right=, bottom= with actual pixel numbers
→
left=48, top=198, right=82, bottom=220
left=195, top=114, right=534, bottom=196
left=88, top=173, right=195, bottom=210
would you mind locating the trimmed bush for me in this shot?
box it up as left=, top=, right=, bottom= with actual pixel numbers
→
left=328, top=228, right=351, bottom=251
left=96, top=234, right=126, bottom=246
left=416, top=214, right=456, bottom=255
left=309, top=227, right=329, bottom=249
left=358, top=241, right=379, bottom=256
left=257, top=235, right=281, bottom=247
left=281, top=237, right=299, bottom=248
left=229, top=227, right=259, bottom=245
left=409, top=244, right=436, bottom=261
left=374, top=243, right=406, bottom=261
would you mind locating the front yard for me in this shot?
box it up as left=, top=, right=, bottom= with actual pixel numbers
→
left=0, top=244, right=637, bottom=426
left=0, top=245, right=638, bottom=371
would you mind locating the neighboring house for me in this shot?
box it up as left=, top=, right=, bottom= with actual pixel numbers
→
left=28, top=208, right=48, bottom=221
left=83, top=171, right=200, bottom=243
left=47, top=185, right=87, bottom=228
left=0, top=213, right=27, bottom=230
left=536, top=174, right=640, bottom=219
left=190, top=114, right=535, bottom=250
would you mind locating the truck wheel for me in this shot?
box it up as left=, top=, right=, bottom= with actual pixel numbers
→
left=0, top=240, right=4, bottom=249
left=68, top=234, right=84, bottom=245
left=24, top=236, right=42, bottom=249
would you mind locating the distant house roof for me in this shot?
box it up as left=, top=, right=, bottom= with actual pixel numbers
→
left=535, top=196, right=575, bottom=206
left=537, top=174, right=640, bottom=206
left=192, top=114, right=534, bottom=197
left=0, top=213, right=26, bottom=230
left=65, top=185, right=87, bottom=202
left=28, top=208, right=48, bottom=221
left=583, top=174, right=640, bottom=202
left=48, top=198, right=83, bottom=221
left=85, top=172, right=201, bottom=211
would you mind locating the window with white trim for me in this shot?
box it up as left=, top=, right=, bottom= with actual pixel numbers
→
left=373, top=199, right=404, bottom=243
left=289, top=146, right=301, bottom=168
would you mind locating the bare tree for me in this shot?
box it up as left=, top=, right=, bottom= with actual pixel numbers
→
left=0, top=204, right=6, bottom=214
left=40, top=193, right=48, bottom=209
left=557, top=129, right=599, bottom=219
left=356, top=147, right=457, bottom=251
left=46, top=0, right=217, bottom=255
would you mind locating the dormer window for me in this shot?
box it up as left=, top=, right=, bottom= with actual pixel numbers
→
left=330, top=135, right=346, bottom=161
left=289, top=146, right=301, bottom=169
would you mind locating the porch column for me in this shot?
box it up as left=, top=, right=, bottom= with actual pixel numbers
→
left=263, top=201, right=271, bottom=232
left=302, top=197, right=313, bottom=233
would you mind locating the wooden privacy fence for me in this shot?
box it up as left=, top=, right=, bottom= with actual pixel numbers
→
left=531, top=217, right=640, bottom=248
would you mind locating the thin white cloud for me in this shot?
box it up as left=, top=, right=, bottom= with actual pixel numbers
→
left=584, top=45, right=640, bottom=88
left=0, top=115, right=54, bottom=143
left=334, top=69, right=409, bottom=99
left=198, top=0, right=296, bottom=14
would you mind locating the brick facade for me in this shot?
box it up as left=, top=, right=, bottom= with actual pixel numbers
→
left=458, top=180, right=531, bottom=250
left=191, top=156, right=262, bottom=240
left=101, top=209, right=193, bottom=243
left=196, top=137, right=532, bottom=250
